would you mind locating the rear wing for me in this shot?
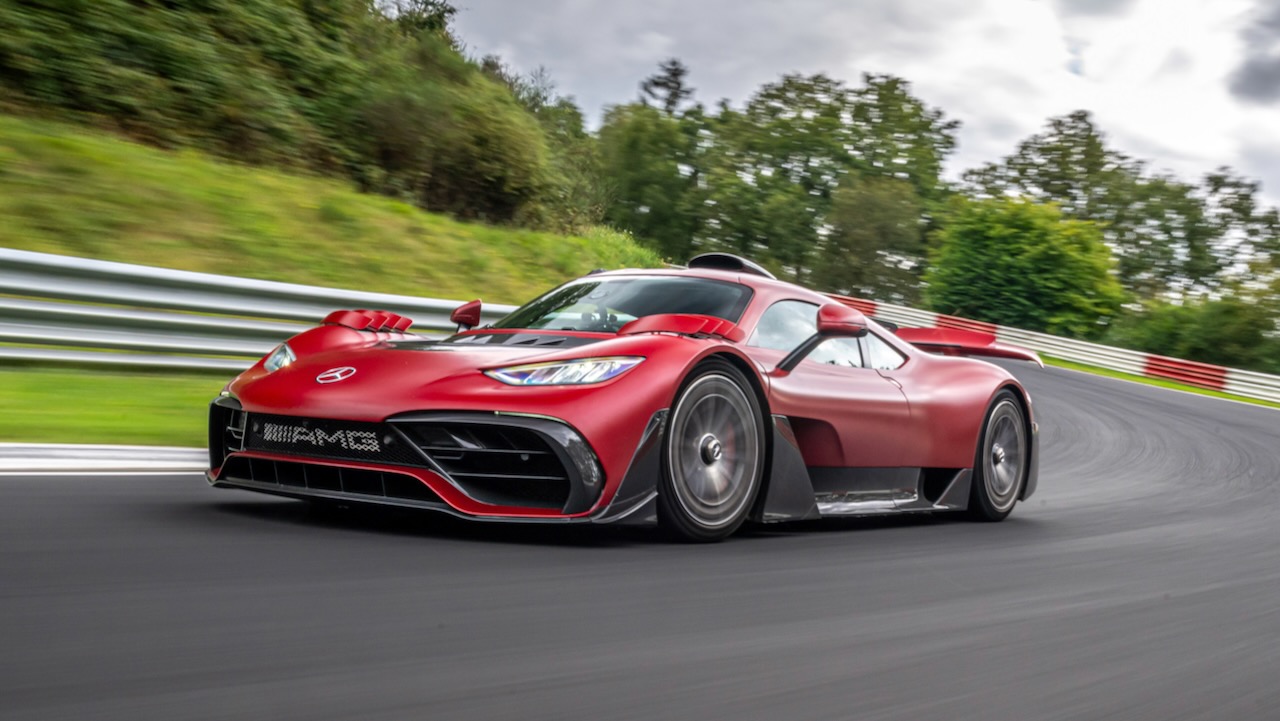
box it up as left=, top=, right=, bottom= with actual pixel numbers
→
left=892, top=327, right=1043, bottom=367
left=824, top=294, right=1042, bottom=367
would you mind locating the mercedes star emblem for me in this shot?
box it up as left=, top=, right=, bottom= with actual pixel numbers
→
left=316, top=366, right=357, bottom=384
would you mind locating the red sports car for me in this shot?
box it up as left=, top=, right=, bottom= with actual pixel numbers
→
left=208, top=253, right=1040, bottom=541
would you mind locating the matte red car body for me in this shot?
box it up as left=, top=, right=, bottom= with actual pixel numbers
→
left=209, top=266, right=1038, bottom=525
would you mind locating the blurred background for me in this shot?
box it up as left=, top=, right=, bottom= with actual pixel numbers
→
left=2, top=0, right=1279, bottom=448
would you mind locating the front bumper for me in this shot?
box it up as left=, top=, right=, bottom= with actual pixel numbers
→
left=207, top=397, right=663, bottom=524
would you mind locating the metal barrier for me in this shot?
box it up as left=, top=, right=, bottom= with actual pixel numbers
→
left=0, top=248, right=514, bottom=371
left=3, top=247, right=1279, bottom=403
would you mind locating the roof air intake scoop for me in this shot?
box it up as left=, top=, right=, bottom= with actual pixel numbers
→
left=686, top=253, right=777, bottom=280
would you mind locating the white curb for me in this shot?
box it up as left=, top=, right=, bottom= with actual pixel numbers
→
left=0, top=443, right=207, bottom=473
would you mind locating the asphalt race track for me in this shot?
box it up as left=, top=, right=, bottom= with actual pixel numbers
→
left=3, top=363, right=1280, bottom=720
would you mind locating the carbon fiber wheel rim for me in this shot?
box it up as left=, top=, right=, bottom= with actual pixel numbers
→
left=667, top=373, right=761, bottom=529
left=983, top=399, right=1026, bottom=512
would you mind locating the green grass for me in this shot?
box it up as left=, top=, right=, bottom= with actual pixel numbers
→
left=0, top=367, right=224, bottom=446
left=0, top=115, right=662, bottom=305
left=1043, top=356, right=1280, bottom=410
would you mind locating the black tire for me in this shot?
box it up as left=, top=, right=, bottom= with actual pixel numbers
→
left=966, top=390, right=1028, bottom=521
left=657, top=358, right=766, bottom=542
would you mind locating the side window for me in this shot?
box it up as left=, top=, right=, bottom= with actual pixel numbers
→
left=810, top=337, right=864, bottom=368
left=865, top=332, right=907, bottom=371
left=749, top=300, right=818, bottom=351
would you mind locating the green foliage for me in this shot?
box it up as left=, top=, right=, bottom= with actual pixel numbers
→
left=962, top=111, right=1280, bottom=299
left=0, top=115, right=660, bottom=304
left=1105, top=298, right=1280, bottom=373
left=479, top=57, right=610, bottom=232
left=599, top=103, right=701, bottom=261
left=926, top=198, right=1124, bottom=338
left=377, top=0, right=458, bottom=37
left=0, top=0, right=587, bottom=228
left=600, top=70, right=958, bottom=281
left=697, top=73, right=956, bottom=281
left=814, top=176, right=924, bottom=303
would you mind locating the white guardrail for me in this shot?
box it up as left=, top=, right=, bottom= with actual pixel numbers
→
left=0, top=248, right=514, bottom=372
left=2, top=248, right=1279, bottom=403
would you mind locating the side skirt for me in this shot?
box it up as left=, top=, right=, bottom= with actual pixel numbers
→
left=811, top=467, right=972, bottom=517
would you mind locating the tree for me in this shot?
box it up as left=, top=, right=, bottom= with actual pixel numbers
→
left=926, top=198, right=1124, bottom=338
left=814, top=176, right=924, bottom=303
left=598, top=103, right=700, bottom=260
left=690, top=77, right=850, bottom=279
left=961, top=111, right=1237, bottom=298
left=640, top=58, right=694, bottom=115
left=480, top=56, right=556, bottom=114
left=691, top=73, right=956, bottom=283
left=377, top=0, right=457, bottom=37
left=845, top=74, right=960, bottom=207
left=1199, top=167, right=1280, bottom=287
left=1105, top=297, right=1280, bottom=373
left=478, top=56, right=607, bottom=231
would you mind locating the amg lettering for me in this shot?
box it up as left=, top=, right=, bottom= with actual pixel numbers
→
left=312, top=428, right=345, bottom=446
left=261, top=423, right=381, bottom=453
left=345, top=431, right=381, bottom=452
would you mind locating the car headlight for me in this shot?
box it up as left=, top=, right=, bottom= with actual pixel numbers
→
left=485, top=356, right=644, bottom=385
left=263, top=343, right=296, bottom=373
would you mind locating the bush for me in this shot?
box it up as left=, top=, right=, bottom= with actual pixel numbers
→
left=1106, top=298, right=1280, bottom=373
left=0, top=0, right=575, bottom=226
left=926, top=198, right=1124, bottom=338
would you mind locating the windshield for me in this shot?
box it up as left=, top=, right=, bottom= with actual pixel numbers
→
left=492, top=276, right=753, bottom=332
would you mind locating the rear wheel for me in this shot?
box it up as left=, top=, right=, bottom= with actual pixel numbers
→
left=966, top=390, right=1028, bottom=521
left=658, top=359, right=765, bottom=542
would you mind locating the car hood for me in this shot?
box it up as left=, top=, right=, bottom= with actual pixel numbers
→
left=228, top=331, right=651, bottom=421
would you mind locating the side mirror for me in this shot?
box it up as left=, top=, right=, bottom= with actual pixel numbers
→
left=775, top=303, right=869, bottom=374
left=451, top=299, right=482, bottom=331
left=816, top=303, right=869, bottom=338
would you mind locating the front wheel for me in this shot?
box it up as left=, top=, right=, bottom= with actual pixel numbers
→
left=966, top=390, right=1028, bottom=522
left=658, top=359, right=765, bottom=542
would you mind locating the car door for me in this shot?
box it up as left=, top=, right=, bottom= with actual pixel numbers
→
left=746, top=300, right=914, bottom=469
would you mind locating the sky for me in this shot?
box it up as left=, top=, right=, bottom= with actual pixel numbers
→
left=452, top=0, right=1280, bottom=205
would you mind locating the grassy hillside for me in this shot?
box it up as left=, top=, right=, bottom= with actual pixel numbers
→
left=0, top=115, right=661, bottom=304
left=0, top=1, right=598, bottom=228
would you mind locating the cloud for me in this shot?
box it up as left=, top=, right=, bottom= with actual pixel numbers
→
left=451, top=0, right=1280, bottom=208
left=1229, top=2, right=1280, bottom=103
left=1052, top=0, right=1139, bottom=16
left=453, top=0, right=976, bottom=123
left=1155, top=48, right=1193, bottom=78
left=1235, top=136, right=1280, bottom=199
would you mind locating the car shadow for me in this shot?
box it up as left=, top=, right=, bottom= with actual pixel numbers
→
left=197, top=494, right=1046, bottom=548
left=202, top=497, right=652, bottom=548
